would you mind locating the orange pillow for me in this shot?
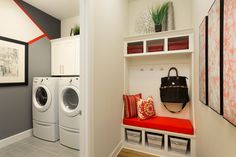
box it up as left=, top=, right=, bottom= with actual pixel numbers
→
left=123, top=93, right=142, bottom=118
left=137, top=96, right=156, bottom=120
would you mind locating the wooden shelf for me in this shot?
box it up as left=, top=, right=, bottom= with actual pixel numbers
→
left=124, top=28, right=194, bottom=58
left=124, top=28, right=194, bottom=41
left=125, top=50, right=193, bottom=58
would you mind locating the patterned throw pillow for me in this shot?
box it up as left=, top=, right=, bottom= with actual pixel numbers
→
left=137, top=96, right=156, bottom=120
left=123, top=93, right=142, bottom=118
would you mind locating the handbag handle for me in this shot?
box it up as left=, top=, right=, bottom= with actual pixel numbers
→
left=162, top=102, right=187, bottom=113
left=168, top=67, right=179, bottom=78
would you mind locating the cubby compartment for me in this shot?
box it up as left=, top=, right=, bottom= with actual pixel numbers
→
left=145, top=132, right=164, bottom=149
left=168, top=36, right=189, bottom=51
left=125, top=129, right=142, bottom=145
left=127, top=41, right=144, bottom=54
left=146, top=39, right=164, bottom=53
left=168, top=136, right=190, bottom=155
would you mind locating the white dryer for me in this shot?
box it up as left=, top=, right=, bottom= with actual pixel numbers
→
left=59, top=77, right=81, bottom=150
left=32, top=77, right=59, bottom=141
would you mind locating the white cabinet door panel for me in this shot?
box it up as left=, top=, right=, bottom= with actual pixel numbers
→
left=51, top=36, right=80, bottom=76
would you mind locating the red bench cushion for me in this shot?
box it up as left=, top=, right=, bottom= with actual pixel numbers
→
left=123, top=116, right=194, bottom=135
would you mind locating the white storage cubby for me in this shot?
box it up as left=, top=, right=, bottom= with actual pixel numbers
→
left=51, top=35, right=80, bottom=76
left=122, top=29, right=196, bottom=157
left=122, top=125, right=195, bottom=157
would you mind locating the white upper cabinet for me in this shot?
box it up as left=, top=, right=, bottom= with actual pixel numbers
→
left=51, top=36, right=80, bottom=76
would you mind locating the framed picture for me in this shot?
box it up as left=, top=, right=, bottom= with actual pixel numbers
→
left=207, top=0, right=223, bottom=115
left=223, top=0, right=236, bottom=126
left=199, top=16, right=208, bottom=105
left=0, top=36, right=28, bottom=86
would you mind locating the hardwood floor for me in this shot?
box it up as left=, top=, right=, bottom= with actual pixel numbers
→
left=117, top=148, right=159, bottom=157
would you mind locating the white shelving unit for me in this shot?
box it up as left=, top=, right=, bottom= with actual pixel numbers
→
left=122, top=29, right=196, bottom=157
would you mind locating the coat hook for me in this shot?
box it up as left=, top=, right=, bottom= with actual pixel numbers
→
left=150, top=68, right=154, bottom=71
left=140, top=68, right=144, bottom=71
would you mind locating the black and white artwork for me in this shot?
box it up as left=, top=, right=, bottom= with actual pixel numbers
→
left=0, top=36, right=28, bottom=86
left=0, top=47, right=19, bottom=77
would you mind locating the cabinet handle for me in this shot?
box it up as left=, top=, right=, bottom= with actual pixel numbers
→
left=62, top=65, right=64, bottom=74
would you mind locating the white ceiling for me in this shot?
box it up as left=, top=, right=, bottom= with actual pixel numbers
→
left=23, top=0, right=79, bottom=20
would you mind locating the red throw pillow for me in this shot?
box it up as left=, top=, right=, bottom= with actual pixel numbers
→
left=137, top=96, right=156, bottom=120
left=123, top=93, right=142, bottom=118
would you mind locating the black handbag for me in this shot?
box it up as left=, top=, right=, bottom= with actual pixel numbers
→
left=160, top=67, right=189, bottom=113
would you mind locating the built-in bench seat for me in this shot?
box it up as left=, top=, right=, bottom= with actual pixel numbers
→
left=123, top=116, right=194, bottom=135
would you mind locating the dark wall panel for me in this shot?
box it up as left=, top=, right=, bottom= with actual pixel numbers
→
left=0, top=37, right=51, bottom=140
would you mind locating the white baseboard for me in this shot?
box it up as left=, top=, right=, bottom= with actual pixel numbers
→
left=109, top=141, right=123, bottom=157
left=0, top=129, right=32, bottom=149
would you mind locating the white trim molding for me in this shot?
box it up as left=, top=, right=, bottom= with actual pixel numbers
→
left=0, top=129, right=32, bottom=149
left=80, top=0, right=95, bottom=156
left=109, top=141, right=123, bottom=157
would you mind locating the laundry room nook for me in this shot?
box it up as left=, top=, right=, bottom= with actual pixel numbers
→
left=0, top=0, right=81, bottom=156
left=1, top=0, right=236, bottom=157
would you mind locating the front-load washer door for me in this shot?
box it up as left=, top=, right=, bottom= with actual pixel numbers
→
left=33, top=85, right=52, bottom=112
left=60, top=86, right=80, bottom=117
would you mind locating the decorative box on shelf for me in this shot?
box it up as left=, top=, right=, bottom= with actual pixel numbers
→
left=169, top=136, right=190, bottom=155
left=146, top=39, right=164, bottom=53
left=146, top=132, right=164, bottom=149
left=168, top=36, right=189, bottom=51
left=125, top=129, right=142, bottom=145
left=127, top=41, right=143, bottom=54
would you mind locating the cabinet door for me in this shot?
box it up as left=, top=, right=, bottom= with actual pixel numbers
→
left=51, top=41, right=64, bottom=75
left=74, top=37, right=80, bottom=75
left=60, top=38, right=77, bottom=75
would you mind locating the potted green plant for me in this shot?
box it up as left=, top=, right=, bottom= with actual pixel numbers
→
left=151, top=2, right=169, bottom=32
left=73, top=25, right=80, bottom=35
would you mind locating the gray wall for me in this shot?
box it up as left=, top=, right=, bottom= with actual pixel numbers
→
left=16, top=0, right=61, bottom=39
left=0, top=37, right=51, bottom=140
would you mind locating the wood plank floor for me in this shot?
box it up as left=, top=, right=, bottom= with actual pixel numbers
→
left=117, top=148, right=159, bottom=157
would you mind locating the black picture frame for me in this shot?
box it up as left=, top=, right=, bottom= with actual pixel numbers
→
left=199, top=16, right=208, bottom=106
left=0, top=36, right=28, bottom=86
left=222, top=0, right=236, bottom=127
left=207, top=0, right=224, bottom=115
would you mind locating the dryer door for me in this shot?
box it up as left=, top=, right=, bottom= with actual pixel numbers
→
left=33, top=85, right=52, bottom=112
left=60, top=86, right=80, bottom=117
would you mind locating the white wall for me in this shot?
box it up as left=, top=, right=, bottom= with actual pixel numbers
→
left=61, top=16, right=80, bottom=37
left=193, top=0, right=236, bottom=157
left=89, top=0, right=128, bottom=156
left=0, top=0, right=43, bottom=42
left=128, top=0, right=192, bottom=35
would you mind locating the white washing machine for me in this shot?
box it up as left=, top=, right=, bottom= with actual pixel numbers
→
left=59, top=77, right=81, bottom=150
left=32, top=77, right=59, bottom=141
